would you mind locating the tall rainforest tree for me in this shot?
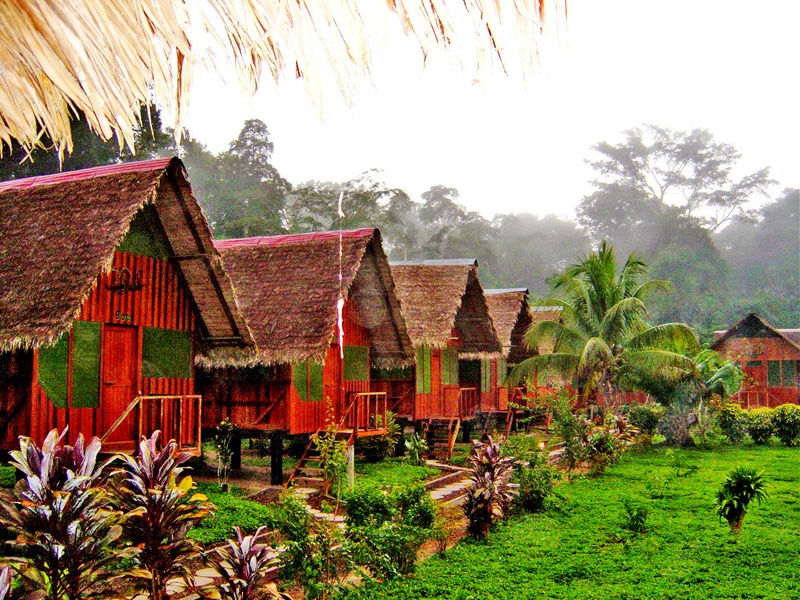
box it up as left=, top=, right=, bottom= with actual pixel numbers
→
left=509, top=242, right=699, bottom=408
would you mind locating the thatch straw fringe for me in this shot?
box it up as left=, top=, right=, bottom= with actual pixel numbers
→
left=0, top=1, right=566, bottom=157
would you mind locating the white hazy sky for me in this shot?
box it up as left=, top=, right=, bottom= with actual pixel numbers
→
left=182, top=0, right=800, bottom=221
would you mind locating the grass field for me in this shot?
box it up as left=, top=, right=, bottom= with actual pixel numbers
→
left=339, top=444, right=800, bottom=600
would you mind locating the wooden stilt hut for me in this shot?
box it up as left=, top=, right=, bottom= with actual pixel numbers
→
left=383, top=260, right=500, bottom=453
left=484, top=289, right=535, bottom=417
left=712, top=313, right=800, bottom=408
left=198, top=229, right=413, bottom=448
left=0, top=158, right=254, bottom=454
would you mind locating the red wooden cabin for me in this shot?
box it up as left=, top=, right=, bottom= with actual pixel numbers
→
left=381, top=260, right=501, bottom=424
left=0, top=158, right=254, bottom=454
left=712, top=313, right=800, bottom=408
left=199, top=229, right=413, bottom=442
left=484, top=288, right=536, bottom=414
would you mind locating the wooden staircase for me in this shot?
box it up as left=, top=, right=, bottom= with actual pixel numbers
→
left=421, top=418, right=461, bottom=460
left=284, top=391, right=389, bottom=491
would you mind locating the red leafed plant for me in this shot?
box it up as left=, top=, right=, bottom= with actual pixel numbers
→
left=0, top=428, right=127, bottom=600
left=110, top=431, right=213, bottom=600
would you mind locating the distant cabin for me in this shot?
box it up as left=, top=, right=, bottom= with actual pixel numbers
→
left=712, top=313, right=800, bottom=407
left=484, top=288, right=537, bottom=411
left=198, top=229, right=413, bottom=440
left=382, top=260, right=501, bottom=422
left=0, top=158, right=254, bottom=454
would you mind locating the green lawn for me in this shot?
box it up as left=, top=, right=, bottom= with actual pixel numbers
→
left=354, top=458, right=439, bottom=491
left=339, top=444, right=800, bottom=599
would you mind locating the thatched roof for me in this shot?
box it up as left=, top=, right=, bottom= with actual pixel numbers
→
left=485, top=288, right=535, bottom=364
left=711, top=313, right=800, bottom=353
left=214, top=228, right=413, bottom=369
left=0, top=157, right=254, bottom=362
left=390, top=259, right=500, bottom=359
left=0, top=1, right=567, bottom=156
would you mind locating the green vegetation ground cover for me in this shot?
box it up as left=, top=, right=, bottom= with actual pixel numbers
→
left=354, top=458, right=439, bottom=491
left=189, top=482, right=279, bottom=546
left=339, top=444, right=800, bottom=600
left=0, top=465, right=16, bottom=489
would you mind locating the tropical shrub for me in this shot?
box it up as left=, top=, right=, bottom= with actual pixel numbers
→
left=714, top=466, right=768, bottom=531
left=276, top=491, right=352, bottom=600
left=349, top=522, right=426, bottom=580
left=203, top=526, right=289, bottom=600
left=357, top=412, right=401, bottom=463
left=515, top=451, right=560, bottom=513
left=215, top=418, right=237, bottom=489
left=111, top=431, right=212, bottom=600
left=312, top=423, right=348, bottom=499
left=771, top=403, right=800, bottom=446
left=626, top=404, right=664, bottom=435
left=0, top=429, right=126, bottom=600
left=344, top=483, right=435, bottom=578
left=644, top=472, right=670, bottom=499
left=394, top=483, right=436, bottom=530
left=344, top=486, right=392, bottom=528
left=717, top=403, right=747, bottom=444
left=586, top=427, right=618, bottom=476
left=463, top=436, right=515, bottom=538
left=551, top=405, right=590, bottom=472
left=747, top=407, right=775, bottom=444
left=403, top=433, right=429, bottom=466
left=621, top=499, right=649, bottom=533
left=664, top=449, right=698, bottom=478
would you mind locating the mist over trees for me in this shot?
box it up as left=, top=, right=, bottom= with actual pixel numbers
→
left=2, top=117, right=795, bottom=337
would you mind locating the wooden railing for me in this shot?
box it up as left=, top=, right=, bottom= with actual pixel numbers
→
left=101, top=394, right=202, bottom=453
left=732, top=388, right=780, bottom=409
left=458, top=387, right=478, bottom=419
left=341, top=391, right=387, bottom=444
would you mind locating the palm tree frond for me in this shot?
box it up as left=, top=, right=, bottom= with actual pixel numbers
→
left=626, top=323, right=699, bottom=354
left=506, top=353, right=580, bottom=388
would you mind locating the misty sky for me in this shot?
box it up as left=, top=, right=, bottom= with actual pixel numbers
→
left=182, top=0, right=800, bottom=221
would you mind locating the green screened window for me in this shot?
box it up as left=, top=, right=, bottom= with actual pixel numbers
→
left=746, top=360, right=762, bottom=368
left=38, top=332, right=69, bottom=408
left=768, top=360, right=799, bottom=387
left=72, top=321, right=101, bottom=408
left=142, top=327, right=192, bottom=379
left=441, top=348, right=459, bottom=386
left=782, top=361, right=797, bottom=387
left=293, top=360, right=323, bottom=401
left=343, top=345, right=369, bottom=381
left=497, top=358, right=508, bottom=386
left=416, top=347, right=431, bottom=394
left=767, top=361, right=781, bottom=387
left=481, top=359, right=492, bottom=393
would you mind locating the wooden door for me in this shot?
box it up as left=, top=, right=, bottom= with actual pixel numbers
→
left=101, top=325, right=138, bottom=444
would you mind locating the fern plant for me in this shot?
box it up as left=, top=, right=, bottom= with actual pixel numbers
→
left=714, top=466, right=768, bottom=531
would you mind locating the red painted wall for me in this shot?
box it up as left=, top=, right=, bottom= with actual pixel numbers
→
left=4, top=250, right=198, bottom=450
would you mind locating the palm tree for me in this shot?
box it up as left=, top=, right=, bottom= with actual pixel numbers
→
left=508, top=241, right=699, bottom=408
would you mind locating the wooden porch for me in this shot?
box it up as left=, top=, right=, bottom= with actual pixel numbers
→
left=101, top=394, right=203, bottom=455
